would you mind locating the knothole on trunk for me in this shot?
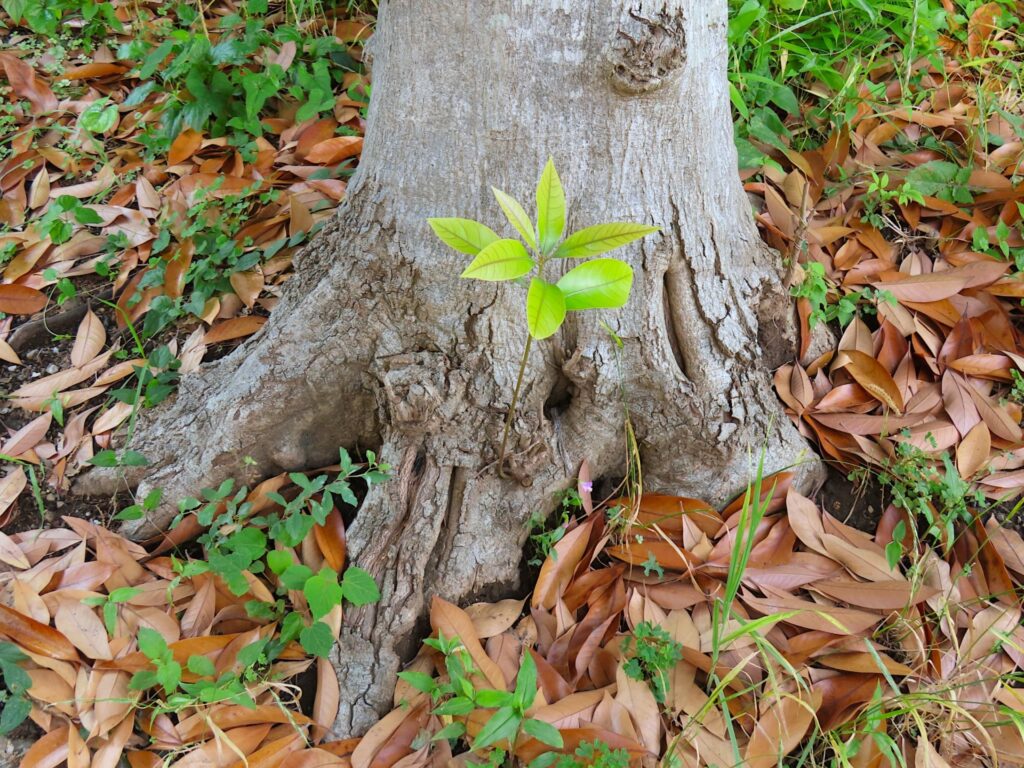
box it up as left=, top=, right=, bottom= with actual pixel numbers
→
left=606, top=7, right=686, bottom=94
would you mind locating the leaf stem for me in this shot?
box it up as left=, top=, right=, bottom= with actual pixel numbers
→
left=498, top=334, right=533, bottom=479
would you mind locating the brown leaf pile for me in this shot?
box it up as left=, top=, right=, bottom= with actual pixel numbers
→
left=0, top=475, right=359, bottom=768
left=749, top=7, right=1024, bottom=498
left=359, top=476, right=1024, bottom=767
left=0, top=2, right=371, bottom=524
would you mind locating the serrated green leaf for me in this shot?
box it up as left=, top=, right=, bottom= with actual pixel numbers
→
left=137, top=627, right=167, bottom=660
left=526, top=278, right=565, bottom=340
left=280, top=563, right=314, bottom=591
left=266, top=550, right=294, bottom=575
left=341, top=566, right=380, bottom=606
left=491, top=187, right=537, bottom=251
left=522, top=718, right=563, bottom=748
left=299, top=621, right=335, bottom=657
left=156, top=659, right=181, bottom=695
left=535, top=158, right=565, bottom=254
left=186, top=654, right=216, bottom=676
left=129, top=669, right=158, bottom=691
left=304, top=571, right=344, bottom=620
left=428, top=218, right=500, bottom=255
left=460, top=239, right=535, bottom=281
left=554, top=222, right=659, bottom=259
left=556, top=258, right=633, bottom=311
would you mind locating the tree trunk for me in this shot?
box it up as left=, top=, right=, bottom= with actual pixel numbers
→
left=82, top=0, right=820, bottom=737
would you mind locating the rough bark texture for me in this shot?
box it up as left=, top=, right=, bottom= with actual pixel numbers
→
left=82, top=0, right=821, bottom=738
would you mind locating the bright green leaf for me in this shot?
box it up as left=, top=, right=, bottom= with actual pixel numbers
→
left=491, top=187, right=537, bottom=251
left=428, top=218, right=500, bottom=255
left=299, top=621, right=335, bottom=657
left=137, top=627, right=168, bottom=660
left=80, top=100, right=118, bottom=134
left=535, top=158, right=565, bottom=254
left=513, top=650, right=538, bottom=711
left=473, top=705, right=520, bottom=750
left=556, top=258, right=633, bottom=311
left=460, top=239, right=535, bottom=281
left=304, top=571, right=344, bottom=620
left=341, top=566, right=380, bottom=606
left=266, top=550, right=294, bottom=575
left=554, top=222, right=659, bottom=259
left=432, top=721, right=466, bottom=742
left=522, top=718, right=563, bottom=748
left=526, top=278, right=565, bottom=340
left=397, top=670, right=436, bottom=694
left=475, top=688, right=514, bottom=708
left=434, top=696, right=475, bottom=716
left=280, top=563, right=314, bottom=591
left=186, top=654, right=216, bottom=676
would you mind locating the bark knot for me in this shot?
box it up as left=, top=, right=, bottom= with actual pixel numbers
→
left=374, top=352, right=452, bottom=432
left=606, top=7, right=686, bottom=95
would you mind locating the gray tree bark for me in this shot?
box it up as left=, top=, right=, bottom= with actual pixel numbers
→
left=82, top=0, right=820, bottom=738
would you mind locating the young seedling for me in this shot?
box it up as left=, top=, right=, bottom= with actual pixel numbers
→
left=428, top=158, right=659, bottom=477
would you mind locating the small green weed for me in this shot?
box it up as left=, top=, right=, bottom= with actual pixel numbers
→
left=622, top=620, right=682, bottom=705
left=160, top=448, right=388, bottom=658
left=399, top=631, right=563, bottom=761
left=129, top=626, right=265, bottom=712
left=526, top=488, right=582, bottom=566
left=861, top=172, right=926, bottom=229
left=2, top=0, right=122, bottom=50
left=791, top=261, right=892, bottom=327
left=116, top=10, right=363, bottom=154
left=873, top=436, right=985, bottom=559
left=531, top=740, right=630, bottom=768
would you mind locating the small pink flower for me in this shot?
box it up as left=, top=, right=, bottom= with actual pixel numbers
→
left=580, top=481, right=593, bottom=493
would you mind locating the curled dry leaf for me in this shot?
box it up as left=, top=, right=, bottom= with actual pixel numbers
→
left=0, top=284, right=48, bottom=315
left=204, top=316, right=268, bottom=344
left=429, top=596, right=506, bottom=690
left=304, top=136, right=364, bottom=164
left=836, top=350, right=904, bottom=413
left=0, top=603, right=79, bottom=660
left=71, top=309, right=106, bottom=367
left=744, top=688, right=822, bottom=768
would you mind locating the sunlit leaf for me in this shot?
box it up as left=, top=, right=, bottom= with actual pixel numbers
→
left=556, top=258, right=633, bottom=311
left=526, top=278, right=566, bottom=340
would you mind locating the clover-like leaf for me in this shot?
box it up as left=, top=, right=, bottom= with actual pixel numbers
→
left=428, top=217, right=500, bottom=255
left=535, top=158, right=565, bottom=254
left=554, top=222, right=659, bottom=259
left=460, top=239, right=535, bottom=281
left=526, top=278, right=566, bottom=340
left=556, top=258, right=633, bottom=311
left=492, top=187, right=537, bottom=251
